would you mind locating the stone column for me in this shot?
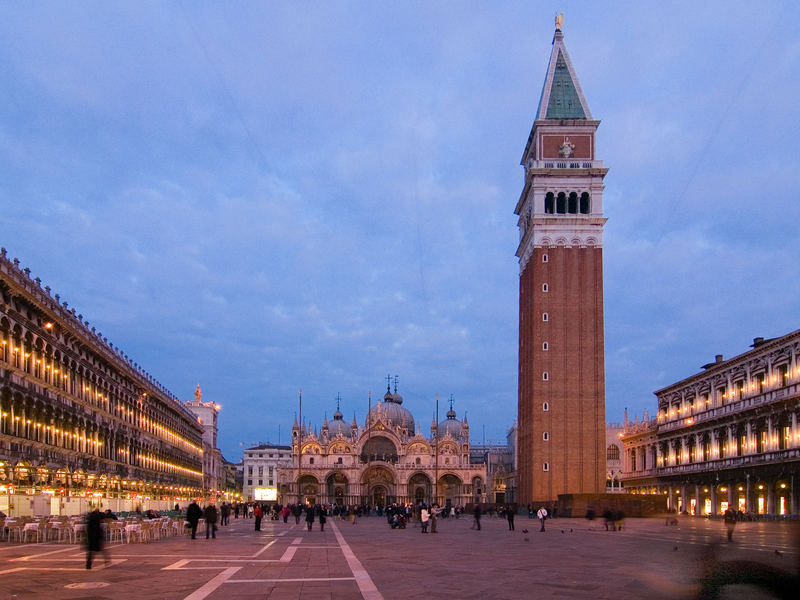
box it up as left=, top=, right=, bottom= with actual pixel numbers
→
left=710, top=485, right=718, bottom=515
left=727, top=485, right=734, bottom=508
left=745, top=474, right=752, bottom=513
left=667, top=486, right=675, bottom=512
left=680, top=484, right=688, bottom=512
left=767, top=480, right=776, bottom=515
left=695, top=485, right=701, bottom=515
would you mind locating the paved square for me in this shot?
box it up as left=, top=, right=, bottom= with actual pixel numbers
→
left=0, top=514, right=796, bottom=599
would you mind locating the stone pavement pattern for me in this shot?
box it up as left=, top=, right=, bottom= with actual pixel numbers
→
left=0, top=514, right=796, bottom=599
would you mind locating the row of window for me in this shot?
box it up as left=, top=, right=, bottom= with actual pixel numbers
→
left=246, top=479, right=274, bottom=486
left=660, top=364, right=797, bottom=421
left=544, top=191, right=591, bottom=214
left=246, top=452, right=289, bottom=458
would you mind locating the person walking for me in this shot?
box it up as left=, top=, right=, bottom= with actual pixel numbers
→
left=305, top=504, right=315, bottom=531
left=318, top=505, right=327, bottom=532
left=537, top=506, right=548, bottom=532
left=723, top=507, right=737, bottom=542
left=507, top=504, right=515, bottom=531
left=204, top=503, right=219, bottom=539
left=472, top=504, right=482, bottom=531
left=85, top=508, right=107, bottom=569
left=220, top=502, right=230, bottom=526
left=293, top=504, right=302, bottom=524
left=420, top=506, right=430, bottom=533
left=254, top=503, right=263, bottom=531
left=430, top=504, right=440, bottom=533
left=186, top=500, right=202, bottom=539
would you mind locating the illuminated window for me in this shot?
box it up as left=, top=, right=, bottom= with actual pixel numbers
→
left=607, top=445, right=620, bottom=461
left=543, top=432, right=549, bottom=441
left=542, top=254, right=548, bottom=263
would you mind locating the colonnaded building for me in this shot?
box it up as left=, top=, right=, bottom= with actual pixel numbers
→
left=621, top=329, right=800, bottom=516
left=0, top=248, right=235, bottom=514
left=515, top=18, right=607, bottom=504
left=277, top=387, right=486, bottom=509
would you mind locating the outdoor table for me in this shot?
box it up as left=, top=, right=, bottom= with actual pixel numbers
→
left=22, top=522, right=41, bottom=543
left=124, top=523, right=142, bottom=543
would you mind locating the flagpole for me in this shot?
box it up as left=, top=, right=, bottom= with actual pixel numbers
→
left=435, top=393, right=439, bottom=506
left=297, top=388, right=302, bottom=505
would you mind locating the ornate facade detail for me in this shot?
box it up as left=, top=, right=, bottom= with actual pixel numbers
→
left=278, top=389, right=485, bottom=508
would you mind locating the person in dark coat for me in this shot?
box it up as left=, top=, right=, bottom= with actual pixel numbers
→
left=723, top=507, right=737, bottom=542
left=85, top=508, right=107, bottom=569
left=186, top=501, right=202, bottom=539
left=220, top=502, right=230, bottom=526
left=293, top=503, right=302, bottom=524
left=305, top=504, right=315, bottom=531
left=318, top=505, right=327, bottom=532
left=472, top=504, right=482, bottom=530
left=204, top=504, right=218, bottom=539
left=507, top=504, right=515, bottom=531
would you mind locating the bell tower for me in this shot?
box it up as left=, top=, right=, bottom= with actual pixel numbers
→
left=515, top=17, right=608, bottom=504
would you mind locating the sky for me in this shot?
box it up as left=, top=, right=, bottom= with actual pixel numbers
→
left=1, top=1, right=798, bottom=462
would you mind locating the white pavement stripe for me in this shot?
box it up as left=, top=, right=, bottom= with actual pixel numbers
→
left=250, top=539, right=277, bottom=557
left=12, top=546, right=79, bottom=561
left=163, top=559, right=191, bottom=570
left=183, top=566, right=241, bottom=600
left=279, top=545, right=298, bottom=562
left=228, top=577, right=356, bottom=583
left=330, top=522, right=384, bottom=600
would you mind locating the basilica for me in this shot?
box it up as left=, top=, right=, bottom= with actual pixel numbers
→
left=277, top=386, right=486, bottom=509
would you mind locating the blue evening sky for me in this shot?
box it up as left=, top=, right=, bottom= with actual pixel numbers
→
left=1, top=2, right=798, bottom=461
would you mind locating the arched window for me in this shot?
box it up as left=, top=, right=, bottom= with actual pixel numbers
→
left=544, top=192, right=555, bottom=214
left=542, top=402, right=549, bottom=412
left=606, top=444, right=620, bottom=461
left=542, top=283, right=549, bottom=292
left=580, top=192, right=590, bottom=214
left=542, top=342, right=549, bottom=351
left=543, top=432, right=549, bottom=441
left=568, top=192, right=578, bottom=214
left=556, top=192, right=566, bottom=214
left=542, top=372, right=549, bottom=381
left=309, top=457, right=314, bottom=465
left=543, top=462, right=549, bottom=472
left=542, top=313, right=549, bottom=322
left=542, top=254, right=548, bottom=263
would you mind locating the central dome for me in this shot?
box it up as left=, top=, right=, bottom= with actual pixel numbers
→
left=370, top=389, right=415, bottom=433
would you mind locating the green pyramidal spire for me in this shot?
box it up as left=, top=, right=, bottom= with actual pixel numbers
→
left=536, top=25, right=592, bottom=120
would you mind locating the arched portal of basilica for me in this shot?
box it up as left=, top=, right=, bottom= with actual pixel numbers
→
left=277, top=387, right=486, bottom=508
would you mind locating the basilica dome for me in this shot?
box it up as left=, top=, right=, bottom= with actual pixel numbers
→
left=437, top=406, right=465, bottom=441
left=369, top=389, right=415, bottom=433
left=327, top=408, right=351, bottom=438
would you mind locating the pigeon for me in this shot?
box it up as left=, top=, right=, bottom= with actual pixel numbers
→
left=570, top=529, right=573, bottom=532
left=522, top=529, right=528, bottom=534
left=673, top=546, right=678, bottom=551
left=561, top=530, right=565, bottom=534
left=524, top=537, right=530, bottom=542
left=775, top=550, right=783, bottom=557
